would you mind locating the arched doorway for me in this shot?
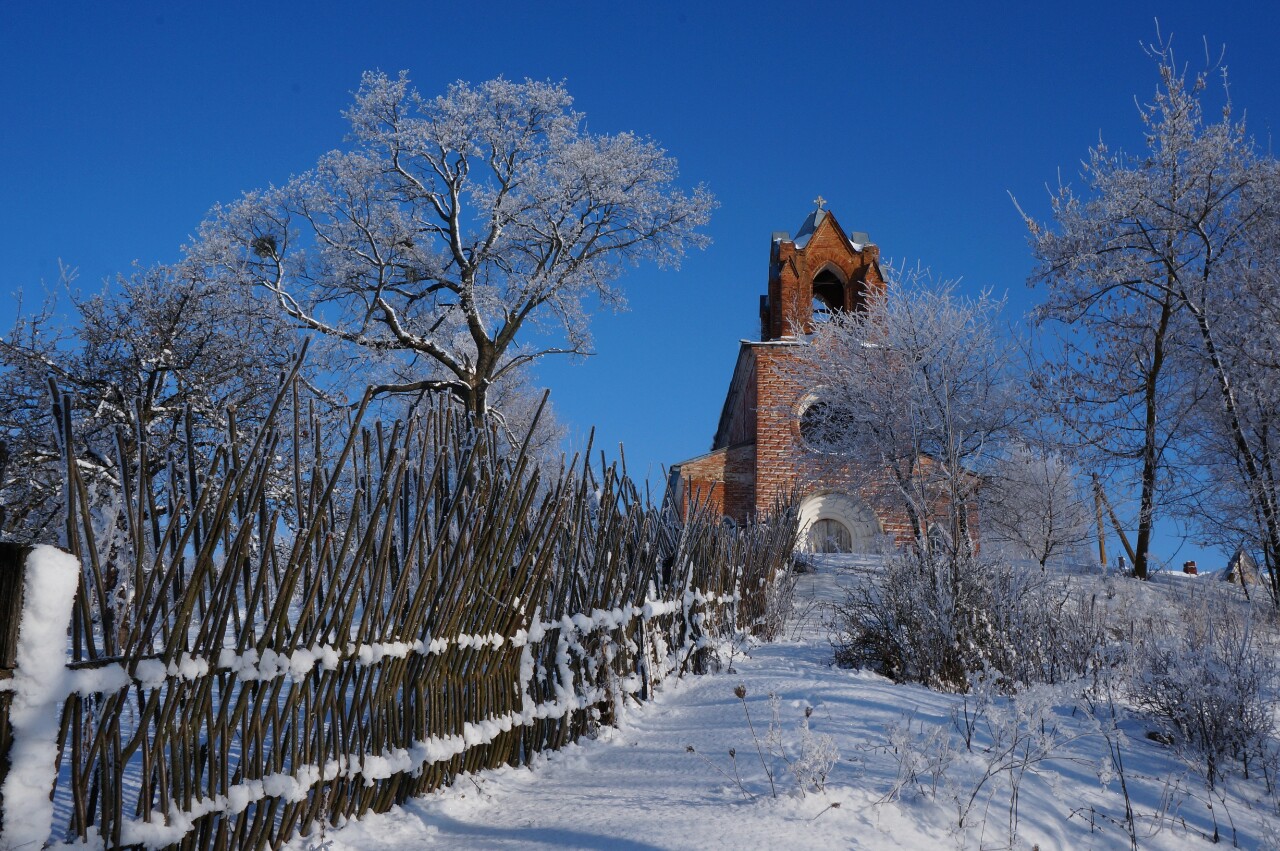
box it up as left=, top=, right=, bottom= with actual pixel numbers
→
left=798, top=492, right=884, bottom=554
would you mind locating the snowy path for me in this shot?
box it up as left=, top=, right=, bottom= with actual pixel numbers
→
left=291, top=558, right=931, bottom=850
left=321, top=643, right=912, bottom=850
left=290, top=557, right=1270, bottom=850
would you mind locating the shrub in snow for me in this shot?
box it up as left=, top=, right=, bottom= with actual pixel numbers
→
left=789, top=707, right=839, bottom=794
left=832, top=549, right=1106, bottom=692
left=879, top=677, right=1100, bottom=845
left=1132, top=603, right=1279, bottom=789
left=881, top=714, right=957, bottom=804
left=834, top=548, right=965, bottom=689
left=690, top=686, right=841, bottom=801
left=833, top=534, right=1280, bottom=842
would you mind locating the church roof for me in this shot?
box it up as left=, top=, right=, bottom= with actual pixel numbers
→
left=787, top=207, right=871, bottom=252
left=790, top=209, right=826, bottom=249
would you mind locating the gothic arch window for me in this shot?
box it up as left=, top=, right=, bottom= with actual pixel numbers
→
left=926, top=523, right=952, bottom=554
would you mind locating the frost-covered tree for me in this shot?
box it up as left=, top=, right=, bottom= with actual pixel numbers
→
left=190, top=73, right=714, bottom=423
left=1020, top=289, right=1201, bottom=580
left=1021, top=39, right=1280, bottom=590
left=791, top=271, right=1024, bottom=550
left=983, top=443, right=1094, bottom=569
left=1181, top=156, right=1280, bottom=591
left=0, top=263, right=295, bottom=542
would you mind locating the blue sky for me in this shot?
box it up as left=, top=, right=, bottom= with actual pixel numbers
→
left=4, top=1, right=1280, bottom=568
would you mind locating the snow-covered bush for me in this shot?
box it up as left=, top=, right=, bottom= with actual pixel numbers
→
left=881, top=714, right=957, bottom=803
left=1132, top=603, right=1279, bottom=788
left=834, top=548, right=981, bottom=690
left=832, top=549, right=1107, bottom=692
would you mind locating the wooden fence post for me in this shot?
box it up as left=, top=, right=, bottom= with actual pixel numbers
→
left=0, top=542, right=32, bottom=840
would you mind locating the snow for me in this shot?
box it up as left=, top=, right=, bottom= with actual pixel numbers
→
left=282, top=556, right=1280, bottom=851
left=67, top=663, right=130, bottom=696
left=742, top=338, right=804, bottom=348
left=0, top=545, right=80, bottom=850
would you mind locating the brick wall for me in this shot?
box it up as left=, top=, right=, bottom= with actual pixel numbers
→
left=676, top=450, right=728, bottom=518
left=752, top=345, right=804, bottom=512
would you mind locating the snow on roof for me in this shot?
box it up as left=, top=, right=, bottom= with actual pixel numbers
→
left=743, top=337, right=804, bottom=347
left=789, top=209, right=825, bottom=249
left=786, top=211, right=871, bottom=252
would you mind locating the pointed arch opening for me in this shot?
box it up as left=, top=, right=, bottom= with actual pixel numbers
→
left=811, top=264, right=848, bottom=325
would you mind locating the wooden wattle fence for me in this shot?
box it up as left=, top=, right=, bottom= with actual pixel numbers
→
left=0, top=370, right=798, bottom=850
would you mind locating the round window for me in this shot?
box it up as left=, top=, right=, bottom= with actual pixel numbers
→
left=799, top=397, right=854, bottom=454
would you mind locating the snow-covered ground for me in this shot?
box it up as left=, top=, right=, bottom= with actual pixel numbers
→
left=289, top=556, right=1280, bottom=850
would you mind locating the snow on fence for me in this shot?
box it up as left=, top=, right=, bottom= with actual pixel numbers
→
left=0, top=372, right=798, bottom=850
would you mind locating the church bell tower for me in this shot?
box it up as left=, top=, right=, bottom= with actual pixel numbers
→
left=760, top=198, right=884, bottom=340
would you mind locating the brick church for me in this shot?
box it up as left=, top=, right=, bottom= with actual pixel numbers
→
left=668, top=204, right=930, bottom=554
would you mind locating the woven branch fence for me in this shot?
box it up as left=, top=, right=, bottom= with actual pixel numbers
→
left=0, top=367, right=798, bottom=850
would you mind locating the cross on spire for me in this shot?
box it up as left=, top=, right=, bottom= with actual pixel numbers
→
left=813, top=195, right=827, bottom=210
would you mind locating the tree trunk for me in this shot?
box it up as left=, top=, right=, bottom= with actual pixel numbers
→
left=1133, top=292, right=1175, bottom=579
left=461, top=383, right=488, bottom=428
